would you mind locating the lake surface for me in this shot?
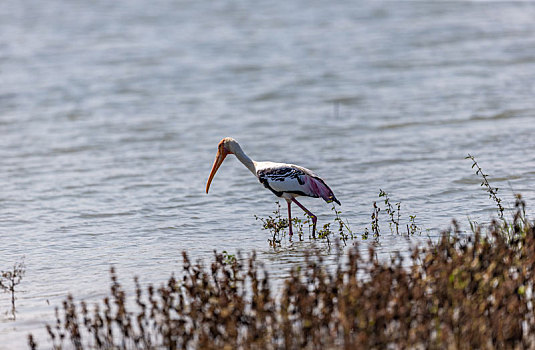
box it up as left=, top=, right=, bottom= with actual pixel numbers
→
left=2, top=0, right=535, bottom=347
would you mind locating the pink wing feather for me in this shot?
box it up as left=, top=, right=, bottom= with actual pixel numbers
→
left=303, top=174, right=341, bottom=205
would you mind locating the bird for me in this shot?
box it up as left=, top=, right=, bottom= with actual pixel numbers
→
left=205, top=137, right=340, bottom=237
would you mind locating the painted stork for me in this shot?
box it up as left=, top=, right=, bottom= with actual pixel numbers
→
left=205, top=137, right=340, bottom=236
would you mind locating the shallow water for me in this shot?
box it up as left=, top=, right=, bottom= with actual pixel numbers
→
left=2, top=0, right=535, bottom=347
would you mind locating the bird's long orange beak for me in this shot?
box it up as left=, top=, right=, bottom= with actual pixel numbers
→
left=206, top=148, right=228, bottom=194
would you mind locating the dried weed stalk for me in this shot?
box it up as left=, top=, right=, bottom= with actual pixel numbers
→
left=1, top=258, right=25, bottom=320
left=30, top=206, right=535, bottom=349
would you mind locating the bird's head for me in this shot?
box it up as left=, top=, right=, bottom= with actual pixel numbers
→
left=206, top=137, right=238, bottom=194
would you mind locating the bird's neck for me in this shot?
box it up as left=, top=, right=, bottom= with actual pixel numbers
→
left=232, top=144, right=257, bottom=175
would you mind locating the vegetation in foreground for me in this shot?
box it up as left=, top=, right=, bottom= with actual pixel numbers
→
left=22, top=155, right=534, bottom=349
left=29, top=195, right=534, bottom=349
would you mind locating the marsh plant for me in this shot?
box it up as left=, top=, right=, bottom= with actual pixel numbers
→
left=370, top=201, right=380, bottom=236
left=313, top=205, right=354, bottom=243
left=376, top=189, right=422, bottom=236
left=221, top=250, right=237, bottom=265
left=466, top=154, right=505, bottom=220
left=29, top=203, right=535, bottom=349
left=333, top=204, right=354, bottom=242
left=27, top=156, right=534, bottom=349
left=465, top=154, right=528, bottom=244
left=379, top=189, right=400, bottom=234
left=256, top=201, right=353, bottom=245
left=1, top=258, right=25, bottom=320
left=256, top=192, right=421, bottom=245
left=254, top=201, right=291, bottom=246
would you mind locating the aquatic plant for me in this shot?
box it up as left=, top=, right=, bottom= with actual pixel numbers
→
left=332, top=203, right=354, bottom=242
left=466, top=154, right=505, bottom=220
left=407, top=214, right=420, bottom=235
left=290, top=216, right=309, bottom=241
left=28, top=201, right=535, bottom=349
left=256, top=201, right=352, bottom=245
left=370, top=201, right=380, bottom=237
left=26, top=157, right=535, bottom=349
left=377, top=189, right=422, bottom=236
left=379, top=189, right=400, bottom=234
left=465, top=154, right=530, bottom=245
left=1, top=258, right=25, bottom=320
left=254, top=201, right=290, bottom=247
left=256, top=191, right=422, bottom=244
left=221, top=250, right=237, bottom=265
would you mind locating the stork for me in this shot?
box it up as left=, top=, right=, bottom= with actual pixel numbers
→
left=206, top=137, right=340, bottom=237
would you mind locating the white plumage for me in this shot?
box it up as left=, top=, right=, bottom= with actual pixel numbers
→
left=206, top=137, right=340, bottom=237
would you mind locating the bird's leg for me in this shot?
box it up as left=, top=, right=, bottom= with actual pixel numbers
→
left=291, top=198, right=318, bottom=238
left=286, top=200, right=293, bottom=236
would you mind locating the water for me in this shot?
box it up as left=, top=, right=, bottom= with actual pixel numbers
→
left=2, top=0, right=535, bottom=347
